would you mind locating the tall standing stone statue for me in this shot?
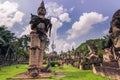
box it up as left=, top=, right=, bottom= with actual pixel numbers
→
left=28, top=0, right=52, bottom=77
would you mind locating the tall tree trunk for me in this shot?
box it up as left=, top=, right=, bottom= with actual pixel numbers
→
left=5, top=46, right=10, bottom=65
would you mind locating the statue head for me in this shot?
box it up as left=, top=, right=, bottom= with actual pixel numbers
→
left=112, top=9, right=120, bottom=19
left=111, top=9, right=120, bottom=28
left=37, top=0, right=46, bottom=16
left=110, top=9, right=120, bottom=48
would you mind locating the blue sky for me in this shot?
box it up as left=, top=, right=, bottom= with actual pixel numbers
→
left=0, top=0, right=120, bottom=53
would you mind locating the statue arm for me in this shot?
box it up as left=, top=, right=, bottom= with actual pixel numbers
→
left=45, top=19, right=52, bottom=37
left=49, top=23, right=52, bottom=37
left=30, top=14, right=39, bottom=30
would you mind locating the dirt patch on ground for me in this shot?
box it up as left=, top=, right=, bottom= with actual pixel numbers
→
left=9, top=71, right=66, bottom=80
left=52, top=72, right=66, bottom=78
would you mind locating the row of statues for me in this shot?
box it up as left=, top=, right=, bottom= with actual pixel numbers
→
left=28, top=0, right=120, bottom=78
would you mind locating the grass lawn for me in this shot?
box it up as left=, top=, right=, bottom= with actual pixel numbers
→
left=0, top=64, right=28, bottom=80
left=0, top=64, right=110, bottom=80
left=51, top=65, right=110, bottom=80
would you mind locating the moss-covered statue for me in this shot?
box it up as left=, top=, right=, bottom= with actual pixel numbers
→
left=28, top=0, right=52, bottom=77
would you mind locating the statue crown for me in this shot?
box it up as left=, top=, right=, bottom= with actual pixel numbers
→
left=37, top=0, right=46, bottom=16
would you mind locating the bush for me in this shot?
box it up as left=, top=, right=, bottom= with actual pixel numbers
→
left=97, top=50, right=103, bottom=57
left=50, top=61, right=58, bottom=67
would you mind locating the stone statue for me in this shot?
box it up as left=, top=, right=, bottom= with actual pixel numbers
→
left=105, top=9, right=120, bottom=60
left=28, top=0, right=52, bottom=77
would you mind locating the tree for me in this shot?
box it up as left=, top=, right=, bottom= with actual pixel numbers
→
left=0, top=25, right=30, bottom=65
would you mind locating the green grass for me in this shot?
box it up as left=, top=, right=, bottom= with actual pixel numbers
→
left=51, top=65, right=110, bottom=80
left=0, top=64, right=28, bottom=80
left=0, top=64, right=110, bottom=80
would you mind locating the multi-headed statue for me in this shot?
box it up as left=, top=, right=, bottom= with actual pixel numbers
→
left=28, top=0, right=52, bottom=77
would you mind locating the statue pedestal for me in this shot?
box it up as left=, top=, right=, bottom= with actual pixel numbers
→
left=28, top=65, right=39, bottom=78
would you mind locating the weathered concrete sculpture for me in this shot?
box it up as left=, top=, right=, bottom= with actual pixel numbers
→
left=103, top=48, right=114, bottom=62
left=28, top=0, right=52, bottom=77
left=105, top=9, right=120, bottom=60
left=92, top=9, right=120, bottom=80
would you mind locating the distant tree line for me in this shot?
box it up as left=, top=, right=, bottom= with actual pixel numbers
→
left=60, top=36, right=109, bottom=61
left=0, top=25, right=30, bottom=66
left=76, top=37, right=109, bottom=57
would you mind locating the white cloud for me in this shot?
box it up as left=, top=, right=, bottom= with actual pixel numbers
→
left=20, top=25, right=31, bottom=37
left=45, top=2, right=75, bottom=53
left=59, top=13, right=71, bottom=22
left=48, top=39, right=77, bottom=53
left=45, top=2, right=71, bottom=40
left=50, top=17, right=63, bottom=39
left=46, top=2, right=66, bottom=17
left=67, top=12, right=109, bottom=40
left=0, top=1, right=24, bottom=28
left=103, top=29, right=109, bottom=35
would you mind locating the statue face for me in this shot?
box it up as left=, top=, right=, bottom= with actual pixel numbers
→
left=115, top=18, right=120, bottom=28
left=37, top=8, right=46, bottom=16
left=112, top=18, right=120, bottom=28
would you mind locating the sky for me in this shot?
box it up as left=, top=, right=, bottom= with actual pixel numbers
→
left=0, top=0, right=120, bottom=53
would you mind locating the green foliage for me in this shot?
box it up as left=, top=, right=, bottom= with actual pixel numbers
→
left=74, top=61, right=79, bottom=65
left=44, top=52, right=49, bottom=59
left=0, top=26, right=16, bottom=46
left=97, top=50, right=103, bottom=57
left=76, top=38, right=108, bottom=56
left=76, top=43, right=89, bottom=56
left=50, top=61, right=58, bottom=67
left=0, top=26, right=30, bottom=65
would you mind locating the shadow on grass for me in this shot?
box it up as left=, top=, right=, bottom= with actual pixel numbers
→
left=7, top=78, right=25, bottom=80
